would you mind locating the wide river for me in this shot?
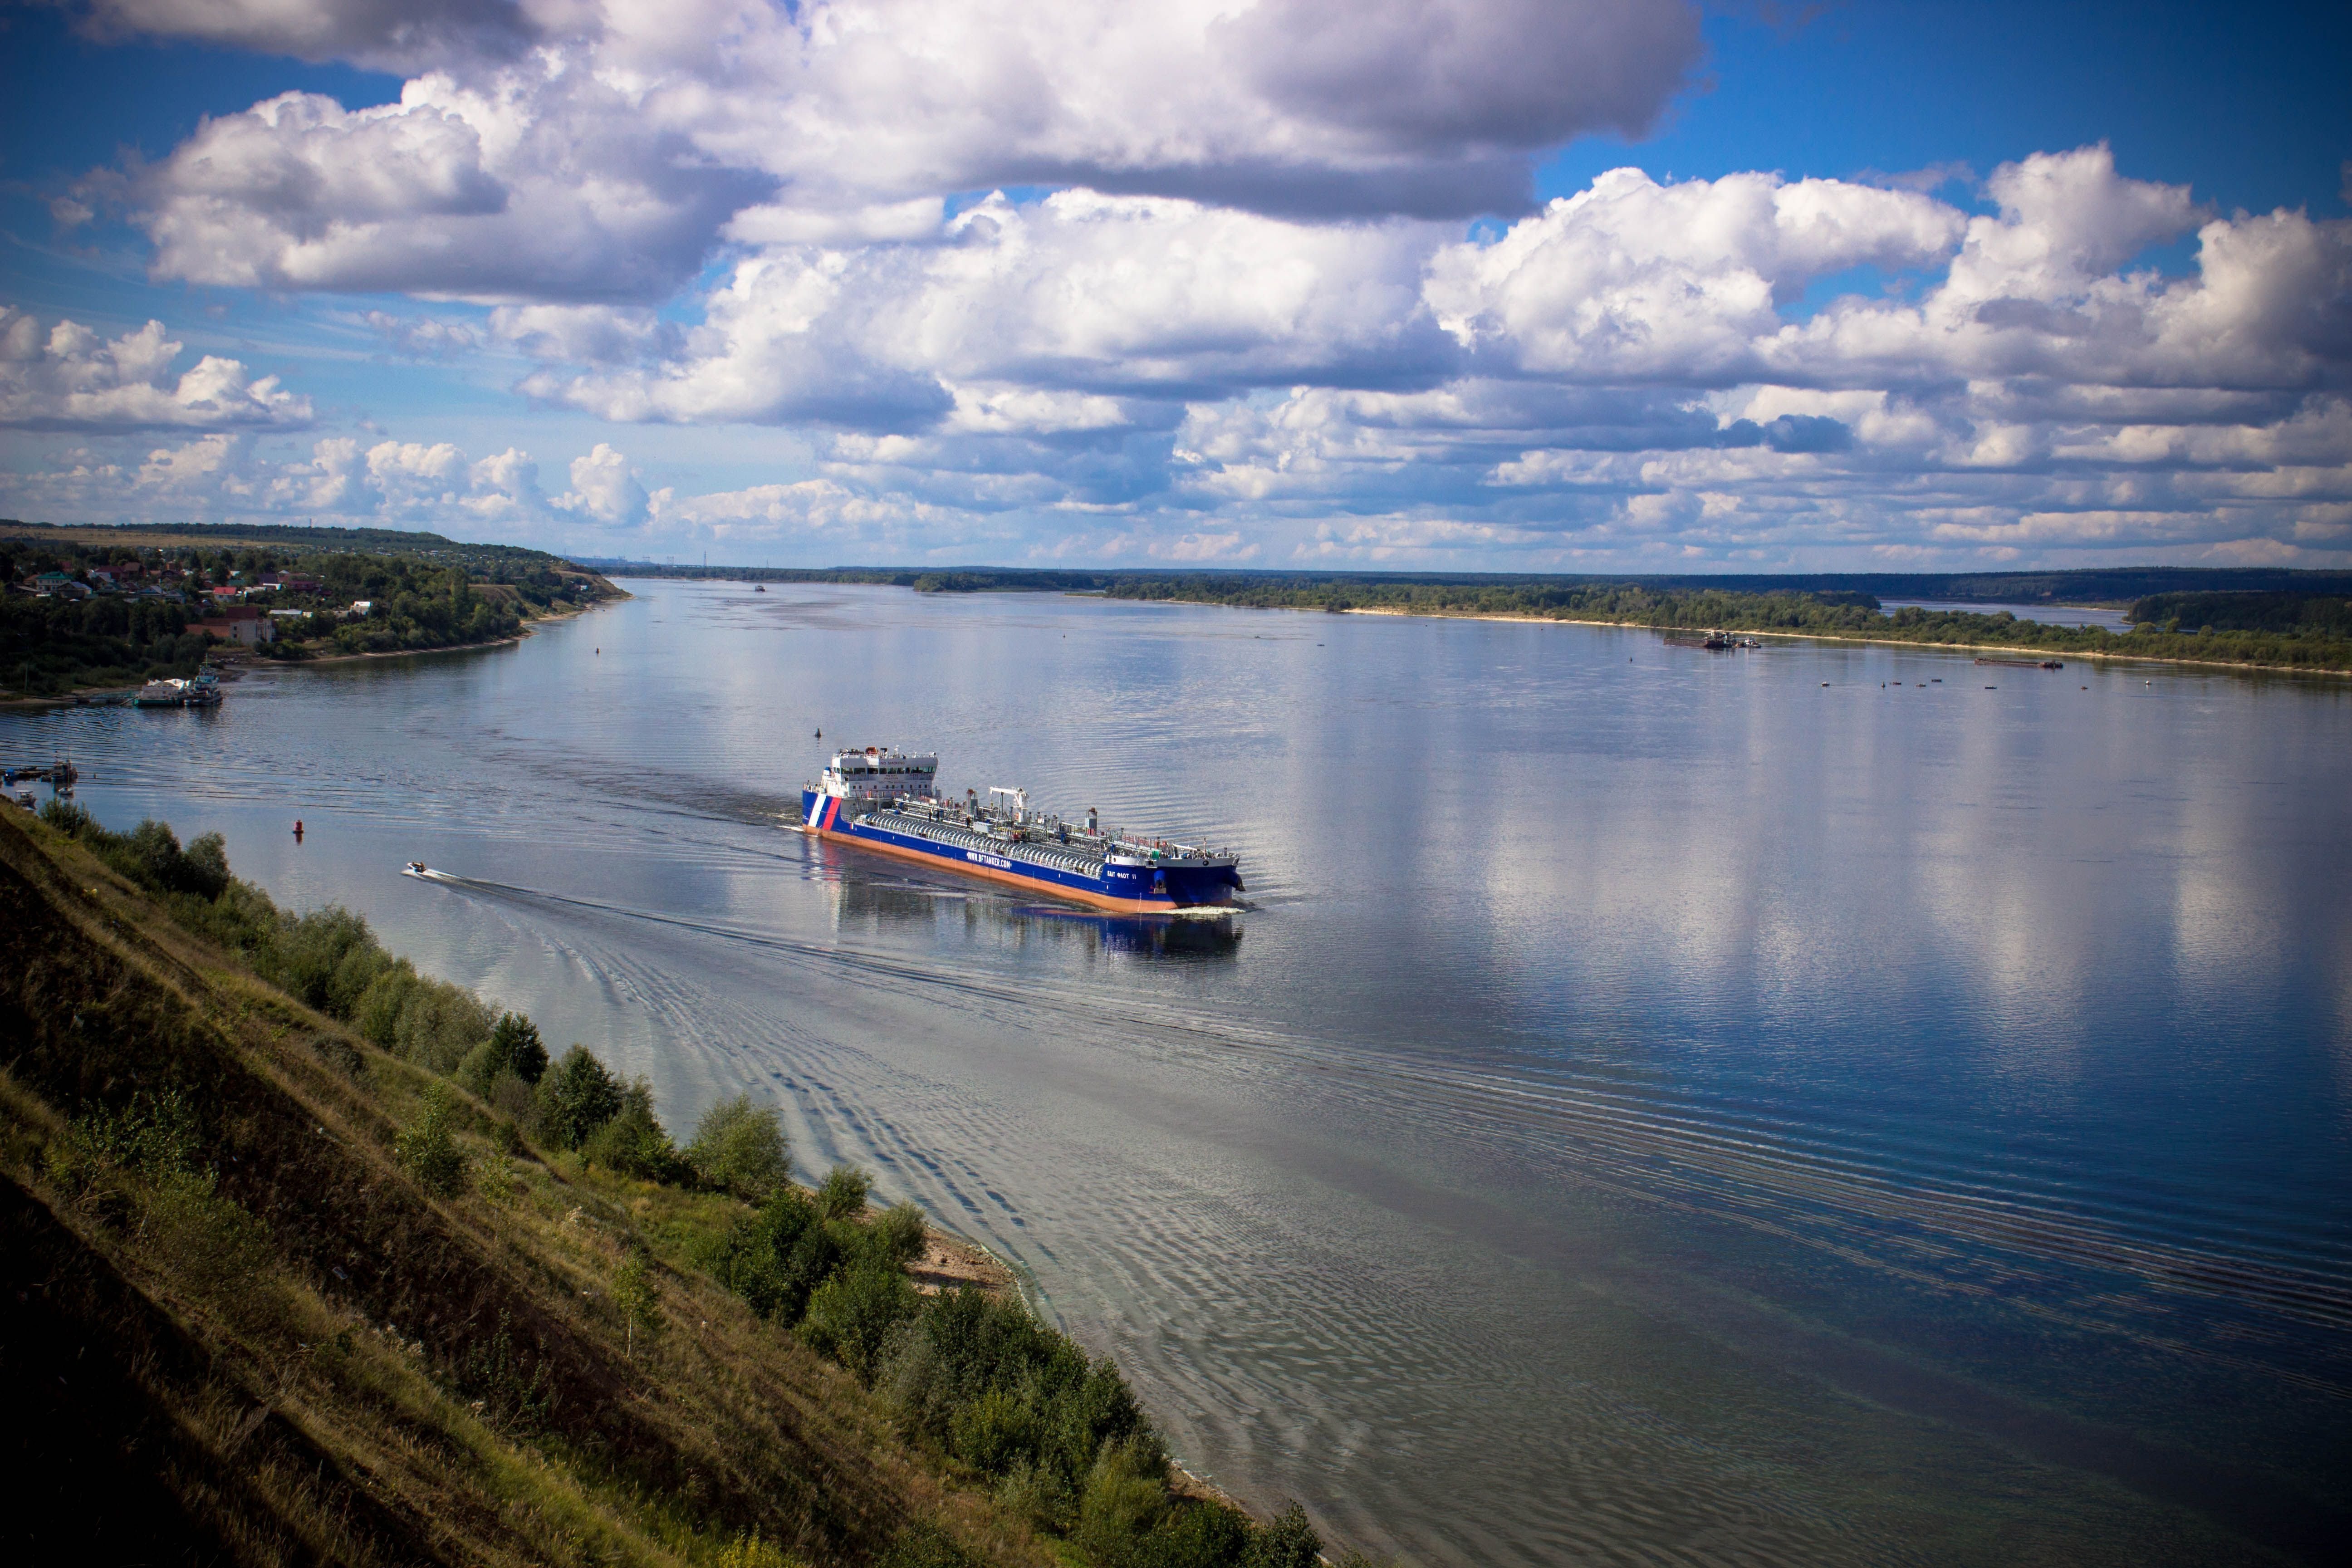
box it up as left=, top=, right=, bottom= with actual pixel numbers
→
left=8, top=581, right=2349, bottom=1565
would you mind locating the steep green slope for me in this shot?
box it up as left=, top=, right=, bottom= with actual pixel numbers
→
left=0, top=808, right=1334, bottom=1567
left=0, top=805, right=1023, bottom=1565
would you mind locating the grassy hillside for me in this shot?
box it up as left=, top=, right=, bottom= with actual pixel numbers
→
left=0, top=806, right=1335, bottom=1567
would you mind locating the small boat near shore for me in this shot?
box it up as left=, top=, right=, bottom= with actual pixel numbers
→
left=1975, top=656, right=2064, bottom=669
left=3, top=760, right=77, bottom=786
left=133, top=668, right=227, bottom=708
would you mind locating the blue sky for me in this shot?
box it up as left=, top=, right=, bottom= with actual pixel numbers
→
left=3, top=1, right=2347, bottom=569
left=1544, top=4, right=2349, bottom=214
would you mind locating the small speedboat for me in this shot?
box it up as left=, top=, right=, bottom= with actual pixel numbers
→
left=402, top=862, right=430, bottom=878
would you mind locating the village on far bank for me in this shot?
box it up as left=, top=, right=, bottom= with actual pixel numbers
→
left=2, top=522, right=621, bottom=704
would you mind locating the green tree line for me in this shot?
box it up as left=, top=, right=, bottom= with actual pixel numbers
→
left=4, top=534, right=617, bottom=696
left=1100, top=576, right=2352, bottom=672
left=1, top=589, right=210, bottom=693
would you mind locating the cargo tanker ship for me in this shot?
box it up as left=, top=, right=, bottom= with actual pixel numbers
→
left=799, top=746, right=1243, bottom=913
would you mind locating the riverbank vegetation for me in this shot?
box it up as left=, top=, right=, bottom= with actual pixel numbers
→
left=0, top=801, right=1350, bottom=1566
left=0, top=585, right=211, bottom=695
left=1098, top=576, right=2352, bottom=672
left=2, top=526, right=620, bottom=699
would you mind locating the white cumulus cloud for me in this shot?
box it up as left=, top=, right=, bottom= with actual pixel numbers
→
left=1425, top=168, right=1966, bottom=379
left=138, top=81, right=766, bottom=301
left=0, top=308, right=314, bottom=431
left=559, top=442, right=652, bottom=526
left=24, top=0, right=2352, bottom=568
left=529, top=189, right=1453, bottom=426
left=112, top=0, right=1705, bottom=306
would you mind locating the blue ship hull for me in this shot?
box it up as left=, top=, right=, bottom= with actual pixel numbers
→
left=800, top=789, right=1241, bottom=913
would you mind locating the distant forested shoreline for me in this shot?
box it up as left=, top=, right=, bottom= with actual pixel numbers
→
left=586, top=560, right=2352, bottom=673
left=580, top=559, right=2352, bottom=607
left=1102, top=577, right=2352, bottom=672
left=15, top=516, right=2345, bottom=676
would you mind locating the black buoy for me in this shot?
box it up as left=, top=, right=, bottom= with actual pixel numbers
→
left=815, top=728, right=822, bottom=739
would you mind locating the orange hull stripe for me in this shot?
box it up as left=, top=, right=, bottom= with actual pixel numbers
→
left=808, top=826, right=1205, bottom=914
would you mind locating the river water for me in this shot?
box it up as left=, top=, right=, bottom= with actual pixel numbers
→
left=7, top=580, right=2349, bottom=1566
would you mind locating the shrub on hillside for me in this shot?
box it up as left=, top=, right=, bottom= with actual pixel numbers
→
left=456, top=1309, right=554, bottom=1431
left=686, top=1093, right=790, bottom=1199
left=1243, top=1505, right=1322, bottom=1568
left=460, top=1012, right=549, bottom=1115
left=488, top=1077, right=535, bottom=1124
left=995, top=1456, right=1080, bottom=1532
left=125, top=819, right=231, bottom=900
left=169, top=874, right=281, bottom=957
left=39, top=802, right=229, bottom=901
left=870, top=1201, right=928, bottom=1266
left=874, top=1524, right=979, bottom=1568
left=397, top=1083, right=466, bottom=1197
left=1074, top=1439, right=1170, bottom=1564
left=817, top=1162, right=873, bottom=1219
left=145, top=1169, right=276, bottom=1312
left=1077, top=1470, right=1322, bottom=1568
left=256, top=905, right=377, bottom=1012
left=389, top=973, right=495, bottom=1072
left=715, top=1530, right=804, bottom=1568
left=799, top=1257, right=917, bottom=1383
left=60, top=1088, right=201, bottom=1177
left=34, top=805, right=517, bottom=1079
left=495, top=1012, right=549, bottom=1079
left=1147, top=1497, right=1258, bottom=1568
left=581, top=1078, right=687, bottom=1182
left=699, top=1187, right=842, bottom=1324
left=267, top=911, right=500, bottom=1073
left=612, top=1251, right=662, bottom=1359
left=880, top=1284, right=1156, bottom=1506
left=40, top=1084, right=280, bottom=1326
left=35, top=798, right=89, bottom=835
left=534, top=1045, right=625, bottom=1150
